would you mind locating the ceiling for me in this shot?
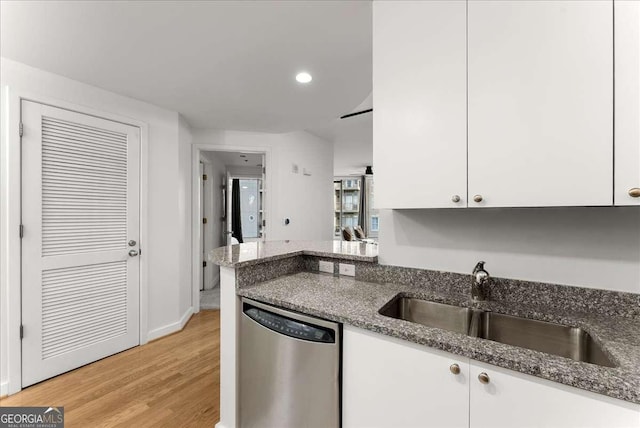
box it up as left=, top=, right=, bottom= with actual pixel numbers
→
left=207, top=151, right=263, bottom=168
left=0, top=0, right=372, bottom=133
left=311, top=93, right=373, bottom=176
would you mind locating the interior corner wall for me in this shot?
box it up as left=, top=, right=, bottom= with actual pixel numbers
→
left=0, top=58, right=188, bottom=390
left=178, top=115, right=193, bottom=315
left=193, top=129, right=334, bottom=242
left=378, top=207, right=640, bottom=293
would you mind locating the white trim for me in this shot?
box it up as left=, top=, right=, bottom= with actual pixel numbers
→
left=180, top=306, right=194, bottom=329
left=139, top=124, right=150, bottom=345
left=191, top=144, right=272, bottom=317
left=2, top=87, right=23, bottom=395
left=0, top=381, right=7, bottom=397
left=1, top=86, right=149, bottom=394
left=147, top=306, right=193, bottom=342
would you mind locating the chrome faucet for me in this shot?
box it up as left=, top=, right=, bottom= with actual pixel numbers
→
left=471, top=261, right=490, bottom=301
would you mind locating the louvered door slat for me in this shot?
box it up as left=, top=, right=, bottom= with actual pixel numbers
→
left=22, top=100, right=140, bottom=387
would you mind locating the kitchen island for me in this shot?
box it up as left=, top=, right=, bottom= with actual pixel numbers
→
left=210, top=241, right=640, bottom=428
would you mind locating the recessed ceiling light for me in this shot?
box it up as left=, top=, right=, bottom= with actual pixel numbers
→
left=295, top=72, right=312, bottom=83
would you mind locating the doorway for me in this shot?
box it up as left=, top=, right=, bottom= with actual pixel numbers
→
left=227, top=177, right=264, bottom=244
left=195, top=149, right=266, bottom=311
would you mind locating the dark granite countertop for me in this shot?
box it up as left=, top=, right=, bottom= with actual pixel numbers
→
left=237, top=271, right=640, bottom=404
left=208, top=240, right=378, bottom=267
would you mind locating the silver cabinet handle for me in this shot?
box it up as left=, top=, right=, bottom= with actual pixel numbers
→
left=478, top=372, right=490, bottom=384
left=473, top=195, right=483, bottom=203
left=451, top=195, right=461, bottom=203
left=128, top=249, right=139, bottom=257
left=450, top=363, right=461, bottom=375
left=128, top=240, right=137, bottom=246
left=629, top=188, right=640, bottom=198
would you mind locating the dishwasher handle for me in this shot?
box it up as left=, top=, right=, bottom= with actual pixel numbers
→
left=243, top=303, right=336, bottom=344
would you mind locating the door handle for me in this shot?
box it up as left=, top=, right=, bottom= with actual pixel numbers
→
left=128, top=249, right=139, bottom=257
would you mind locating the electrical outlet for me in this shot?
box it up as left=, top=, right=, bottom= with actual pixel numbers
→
left=319, top=261, right=334, bottom=274
left=339, top=263, right=355, bottom=277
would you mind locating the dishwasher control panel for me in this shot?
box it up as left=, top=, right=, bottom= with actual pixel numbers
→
left=244, top=304, right=335, bottom=343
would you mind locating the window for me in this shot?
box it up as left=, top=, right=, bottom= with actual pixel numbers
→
left=370, top=215, right=379, bottom=232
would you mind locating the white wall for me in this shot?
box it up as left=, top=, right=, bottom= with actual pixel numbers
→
left=0, top=58, right=191, bottom=392
left=193, top=129, right=334, bottom=241
left=178, top=115, right=193, bottom=316
left=378, top=207, right=640, bottom=293
left=201, top=151, right=227, bottom=289
left=332, top=114, right=373, bottom=176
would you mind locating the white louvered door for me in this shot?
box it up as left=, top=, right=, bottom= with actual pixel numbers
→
left=21, top=100, right=140, bottom=387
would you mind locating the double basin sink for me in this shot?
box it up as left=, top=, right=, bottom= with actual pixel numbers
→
left=380, top=296, right=616, bottom=368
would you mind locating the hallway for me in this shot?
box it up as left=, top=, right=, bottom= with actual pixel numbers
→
left=0, top=310, right=220, bottom=427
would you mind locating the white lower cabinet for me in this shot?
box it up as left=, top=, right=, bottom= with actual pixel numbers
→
left=469, top=360, right=640, bottom=428
left=343, top=326, right=640, bottom=428
left=343, top=326, right=469, bottom=428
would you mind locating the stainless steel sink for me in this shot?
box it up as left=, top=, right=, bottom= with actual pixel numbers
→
left=379, top=297, right=473, bottom=335
left=379, top=296, right=616, bottom=367
left=480, top=312, right=615, bottom=367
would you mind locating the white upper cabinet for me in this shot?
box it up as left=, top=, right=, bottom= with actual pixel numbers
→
left=614, top=0, right=640, bottom=206
left=468, top=0, right=613, bottom=207
left=373, top=0, right=467, bottom=209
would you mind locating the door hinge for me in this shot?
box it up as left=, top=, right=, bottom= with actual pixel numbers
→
left=203, top=218, right=208, bottom=224
left=19, top=123, right=24, bottom=138
left=19, top=224, right=24, bottom=238
left=20, top=325, right=24, bottom=339
left=202, top=174, right=208, bottom=181
left=262, top=219, right=266, bottom=227
left=203, top=261, right=207, bottom=268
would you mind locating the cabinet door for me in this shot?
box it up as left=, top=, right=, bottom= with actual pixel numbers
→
left=343, top=326, right=469, bottom=428
left=470, top=361, right=640, bottom=428
left=468, top=1, right=613, bottom=207
left=373, top=0, right=467, bottom=208
left=614, top=0, right=640, bottom=206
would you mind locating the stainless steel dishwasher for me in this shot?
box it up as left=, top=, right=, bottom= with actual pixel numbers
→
left=239, top=297, right=340, bottom=428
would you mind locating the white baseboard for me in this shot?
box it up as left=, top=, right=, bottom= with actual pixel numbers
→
left=179, top=306, right=194, bottom=329
left=214, top=423, right=229, bottom=428
left=147, top=306, right=194, bottom=342
left=0, top=381, right=8, bottom=397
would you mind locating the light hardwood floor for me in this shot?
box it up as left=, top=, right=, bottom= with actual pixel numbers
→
left=0, top=310, right=220, bottom=427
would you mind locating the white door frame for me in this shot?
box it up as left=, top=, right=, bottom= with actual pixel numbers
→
left=0, top=87, right=149, bottom=395
left=191, top=144, right=271, bottom=314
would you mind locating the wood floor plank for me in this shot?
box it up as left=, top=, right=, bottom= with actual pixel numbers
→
left=0, top=310, right=220, bottom=428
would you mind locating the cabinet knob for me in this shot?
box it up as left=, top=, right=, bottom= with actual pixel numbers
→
left=473, top=195, right=483, bottom=203
left=449, top=363, right=461, bottom=375
left=478, top=372, right=490, bottom=384
left=629, top=188, right=640, bottom=198
left=451, top=195, right=461, bottom=203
